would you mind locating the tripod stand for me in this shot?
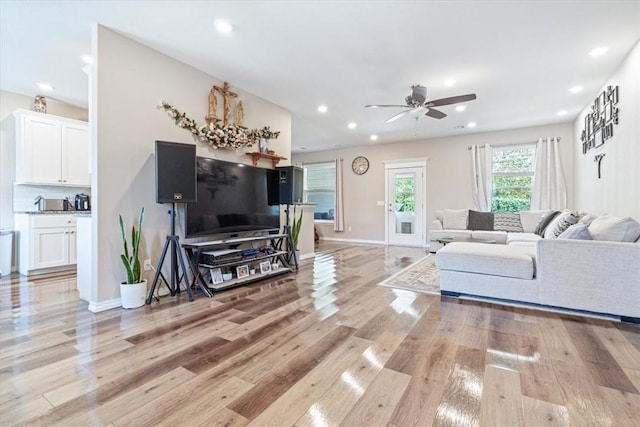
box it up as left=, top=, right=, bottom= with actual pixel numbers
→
left=283, top=204, right=299, bottom=270
left=146, top=203, right=193, bottom=304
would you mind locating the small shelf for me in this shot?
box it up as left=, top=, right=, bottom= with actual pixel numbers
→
left=199, top=250, right=288, bottom=270
left=246, top=152, right=287, bottom=168
left=206, top=268, right=292, bottom=292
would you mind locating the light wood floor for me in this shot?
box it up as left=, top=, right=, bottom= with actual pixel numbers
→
left=1, top=242, right=639, bottom=426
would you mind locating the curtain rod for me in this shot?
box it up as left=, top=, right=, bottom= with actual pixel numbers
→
left=467, top=137, right=561, bottom=150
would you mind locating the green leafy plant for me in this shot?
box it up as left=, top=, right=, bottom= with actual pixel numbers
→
left=119, top=207, right=145, bottom=284
left=290, top=205, right=303, bottom=250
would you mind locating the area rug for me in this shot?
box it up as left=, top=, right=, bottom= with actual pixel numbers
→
left=378, top=254, right=440, bottom=295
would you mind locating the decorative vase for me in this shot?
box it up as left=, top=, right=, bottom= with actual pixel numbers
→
left=259, top=137, right=270, bottom=153
left=120, top=279, right=147, bottom=309
left=34, top=95, right=47, bottom=114
left=223, top=272, right=233, bottom=281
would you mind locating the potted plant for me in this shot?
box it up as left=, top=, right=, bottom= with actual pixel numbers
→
left=290, top=205, right=303, bottom=259
left=119, top=207, right=147, bottom=308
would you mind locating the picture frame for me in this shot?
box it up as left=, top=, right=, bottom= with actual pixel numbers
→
left=259, top=261, right=272, bottom=274
left=605, top=102, right=612, bottom=123
left=236, top=265, right=249, bottom=279
left=598, top=92, right=606, bottom=117
left=210, top=268, right=224, bottom=284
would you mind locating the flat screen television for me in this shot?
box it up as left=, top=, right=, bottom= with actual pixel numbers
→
left=185, top=157, right=280, bottom=238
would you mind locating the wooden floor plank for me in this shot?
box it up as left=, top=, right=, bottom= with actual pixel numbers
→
left=1, top=242, right=637, bottom=426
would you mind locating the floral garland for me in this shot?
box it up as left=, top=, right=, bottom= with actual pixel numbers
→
left=159, top=100, right=279, bottom=150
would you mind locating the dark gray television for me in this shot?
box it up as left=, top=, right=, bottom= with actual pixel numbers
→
left=185, top=157, right=280, bottom=238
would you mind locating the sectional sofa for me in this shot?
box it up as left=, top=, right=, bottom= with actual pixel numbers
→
left=432, top=209, right=640, bottom=322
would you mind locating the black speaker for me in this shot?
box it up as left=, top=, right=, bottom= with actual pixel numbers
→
left=276, top=165, right=304, bottom=205
left=155, top=140, right=197, bottom=203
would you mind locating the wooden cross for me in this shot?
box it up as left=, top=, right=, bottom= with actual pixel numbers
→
left=594, top=153, right=606, bottom=179
left=213, top=82, right=238, bottom=126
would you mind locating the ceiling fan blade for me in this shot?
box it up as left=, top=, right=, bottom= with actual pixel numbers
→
left=425, top=108, right=447, bottom=119
left=365, top=104, right=410, bottom=108
left=426, top=94, right=477, bottom=107
left=385, top=110, right=411, bottom=123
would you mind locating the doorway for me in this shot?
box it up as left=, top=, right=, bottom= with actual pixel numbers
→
left=385, top=160, right=427, bottom=247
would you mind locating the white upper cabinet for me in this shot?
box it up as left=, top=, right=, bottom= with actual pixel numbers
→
left=13, top=109, right=89, bottom=186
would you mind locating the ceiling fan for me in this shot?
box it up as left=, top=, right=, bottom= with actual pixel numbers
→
left=365, top=84, right=477, bottom=123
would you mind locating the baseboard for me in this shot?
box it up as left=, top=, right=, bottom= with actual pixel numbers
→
left=299, top=253, right=315, bottom=261
left=320, top=237, right=386, bottom=245
left=88, top=298, right=121, bottom=313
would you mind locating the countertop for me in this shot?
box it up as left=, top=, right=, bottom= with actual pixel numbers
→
left=14, top=211, right=92, bottom=215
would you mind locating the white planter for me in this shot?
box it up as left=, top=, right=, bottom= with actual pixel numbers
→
left=120, top=279, right=147, bottom=309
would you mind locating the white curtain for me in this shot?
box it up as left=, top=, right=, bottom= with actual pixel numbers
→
left=470, top=144, right=492, bottom=211
left=334, top=158, right=344, bottom=232
left=531, top=137, right=567, bottom=210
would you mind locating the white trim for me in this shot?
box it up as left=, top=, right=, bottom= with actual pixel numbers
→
left=88, top=298, right=121, bottom=313
left=320, top=237, right=386, bottom=245
left=383, top=157, right=429, bottom=169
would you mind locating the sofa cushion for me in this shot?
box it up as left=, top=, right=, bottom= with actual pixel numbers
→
left=467, top=210, right=494, bottom=231
left=494, top=212, right=524, bottom=232
left=507, top=232, right=541, bottom=244
left=578, top=213, right=598, bottom=226
left=544, top=211, right=579, bottom=238
left=471, top=230, right=508, bottom=244
left=534, top=210, right=560, bottom=236
left=558, top=223, right=592, bottom=240
left=588, top=214, right=640, bottom=242
left=436, top=242, right=534, bottom=280
left=443, top=209, right=468, bottom=230
left=435, top=209, right=444, bottom=221
left=519, top=210, right=550, bottom=233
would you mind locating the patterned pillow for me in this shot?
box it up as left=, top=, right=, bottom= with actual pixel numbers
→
left=493, top=212, right=523, bottom=232
left=544, top=211, right=579, bottom=238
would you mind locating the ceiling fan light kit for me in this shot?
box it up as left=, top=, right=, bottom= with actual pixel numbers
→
left=366, top=84, right=477, bottom=123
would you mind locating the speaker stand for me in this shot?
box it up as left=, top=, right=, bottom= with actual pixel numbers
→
left=146, top=203, right=193, bottom=304
left=283, top=204, right=299, bottom=270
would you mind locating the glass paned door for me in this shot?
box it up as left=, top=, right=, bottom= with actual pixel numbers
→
left=387, top=166, right=424, bottom=246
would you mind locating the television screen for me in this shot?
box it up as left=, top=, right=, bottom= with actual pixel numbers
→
left=185, top=157, right=280, bottom=238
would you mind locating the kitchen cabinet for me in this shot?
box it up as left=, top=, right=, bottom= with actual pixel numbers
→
left=14, top=214, right=77, bottom=276
left=13, top=109, right=90, bottom=186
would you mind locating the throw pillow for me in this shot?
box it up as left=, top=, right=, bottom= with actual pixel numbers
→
left=588, top=214, right=640, bottom=242
left=558, top=223, right=592, bottom=240
left=519, top=210, right=551, bottom=233
left=443, top=209, right=468, bottom=230
left=467, top=210, right=494, bottom=231
left=435, top=209, right=444, bottom=221
left=493, top=212, right=523, bottom=232
left=544, top=211, right=579, bottom=238
left=578, top=213, right=598, bottom=226
left=534, top=211, right=560, bottom=236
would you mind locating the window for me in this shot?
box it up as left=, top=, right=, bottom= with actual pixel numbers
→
left=303, top=162, right=335, bottom=221
left=491, top=145, right=535, bottom=212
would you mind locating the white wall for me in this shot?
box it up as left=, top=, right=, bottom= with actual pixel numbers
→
left=0, top=90, right=87, bottom=271
left=92, top=26, right=291, bottom=306
left=573, top=41, right=639, bottom=220
left=293, top=122, right=574, bottom=243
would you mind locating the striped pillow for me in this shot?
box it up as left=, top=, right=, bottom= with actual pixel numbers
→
left=494, top=212, right=523, bottom=232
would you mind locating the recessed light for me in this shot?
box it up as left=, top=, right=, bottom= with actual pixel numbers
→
left=36, top=82, right=54, bottom=91
left=467, top=121, right=477, bottom=128
left=214, top=19, right=234, bottom=33
left=589, top=46, right=608, bottom=57
left=348, top=122, right=357, bottom=129
left=317, top=105, right=328, bottom=113
left=81, top=54, right=93, bottom=65
left=569, top=85, right=584, bottom=94
left=444, top=79, right=456, bottom=87
left=455, top=105, right=466, bottom=112
left=557, top=110, right=568, bottom=116
left=370, top=134, right=378, bottom=141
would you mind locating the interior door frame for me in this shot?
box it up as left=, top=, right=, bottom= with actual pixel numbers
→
left=383, top=158, right=428, bottom=247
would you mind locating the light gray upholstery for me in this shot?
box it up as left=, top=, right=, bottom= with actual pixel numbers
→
left=436, top=242, right=535, bottom=279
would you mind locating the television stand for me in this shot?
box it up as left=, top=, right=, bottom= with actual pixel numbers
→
left=182, top=233, right=293, bottom=296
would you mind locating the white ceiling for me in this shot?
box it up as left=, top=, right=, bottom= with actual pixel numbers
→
left=1, top=1, right=639, bottom=152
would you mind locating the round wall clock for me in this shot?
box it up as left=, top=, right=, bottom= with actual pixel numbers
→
left=352, top=156, right=369, bottom=175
